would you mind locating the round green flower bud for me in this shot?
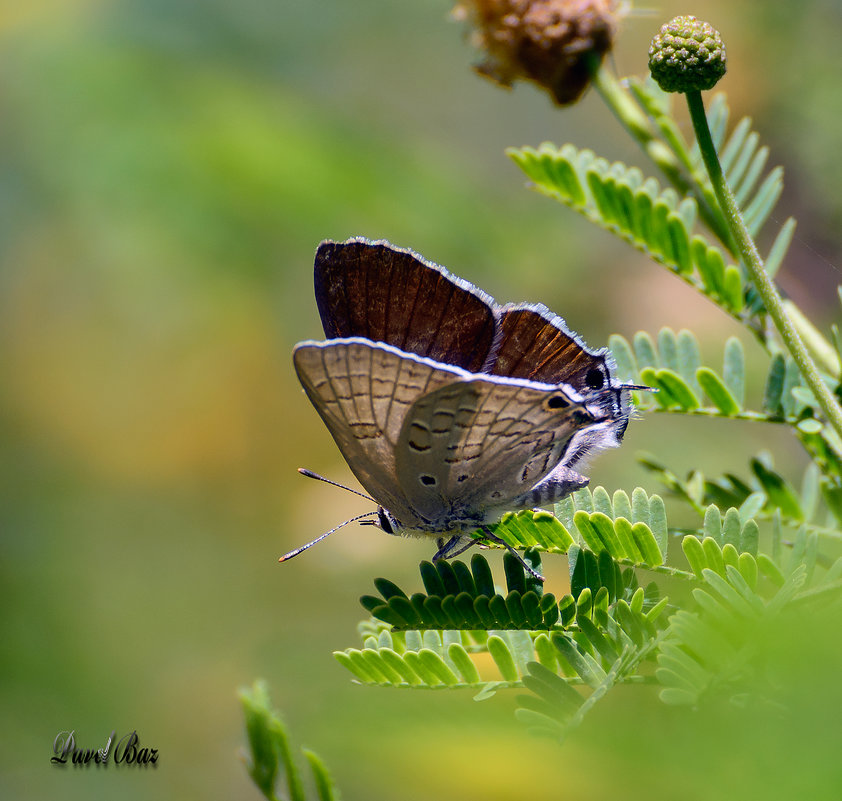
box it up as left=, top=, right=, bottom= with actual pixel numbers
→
left=648, top=16, right=726, bottom=93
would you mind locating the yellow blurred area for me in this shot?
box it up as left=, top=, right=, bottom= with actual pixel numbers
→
left=0, top=0, right=99, bottom=31
left=3, top=231, right=287, bottom=484
left=3, top=1, right=842, bottom=800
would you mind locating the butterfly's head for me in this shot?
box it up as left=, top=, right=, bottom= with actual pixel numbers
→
left=360, top=507, right=402, bottom=537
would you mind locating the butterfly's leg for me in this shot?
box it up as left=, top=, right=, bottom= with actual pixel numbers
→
left=433, top=535, right=475, bottom=561
left=441, top=537, right=479, bottom=560
left=479, top=526, right=545, bottom=582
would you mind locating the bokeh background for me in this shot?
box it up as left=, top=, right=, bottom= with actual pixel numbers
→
left=3, top=1, right=842, bottom=799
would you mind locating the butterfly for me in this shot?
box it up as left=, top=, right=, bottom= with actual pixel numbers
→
left=283, top=238, right=634, bottom=578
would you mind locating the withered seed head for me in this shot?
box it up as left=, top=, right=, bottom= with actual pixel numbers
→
left=455, top=0, right=622, bottom=106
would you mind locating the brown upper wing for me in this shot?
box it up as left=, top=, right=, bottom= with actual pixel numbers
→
left=314, top=238, right=500, bottom=373
left=494, top=304, right=630, bottom=436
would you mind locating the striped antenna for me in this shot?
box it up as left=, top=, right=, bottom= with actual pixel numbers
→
left=279, top=468, right=379, bottom=562
left=297, top=467, right=377, bottom=503
left=279, top=512, right=377, bottom=562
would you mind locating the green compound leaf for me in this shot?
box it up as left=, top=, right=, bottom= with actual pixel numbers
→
left=650, top=368, right=700, bottom=410
left=633, top=330, right=659, bottom=370
left=337, top=626, right=568, bottom=691
left=240, top=681, right=339, bottom=801
left=339, top=555, right=670, bottom=719
left=359, top=552, right=575, bottom=632
left=656, top=562, right=808, bottom=707
left=681, top=531, right=765, bottom=585
left=607, top=329, right=786, bottom=420
left=302, top=750, right=340, bottom=801
left=696, top=367, right=741, bottom=415
left=356, top=532, right=666, bottom=636
left=482, top=509, right=575, bottom=554
left=608, top=333, right=637, bottom=384
left=508, top=143, right=753, bottom=318
left=751, top=458, right=804, bottom=520
left=510, top=88, right=791, bottom=329
left=743, top=167, right=784, bottom=237
left=639, top=454, right=832, bottom=545
left=557, top=486, right=669, bottom=568
left=570, top=547, right=623, bottom=601
left=722, top=337, right=746, bottom=407
left=515, top=601, right=665, bottom=740
left=763, top=353, right=787, bottom=415
left=692, top=237, right=725, bottom=297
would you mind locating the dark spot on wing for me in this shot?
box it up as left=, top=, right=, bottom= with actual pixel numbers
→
left=546, top=394, right=569, bottom=409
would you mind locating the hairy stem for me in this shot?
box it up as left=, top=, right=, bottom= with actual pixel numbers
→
left=686, top=89, right=842, bottom=447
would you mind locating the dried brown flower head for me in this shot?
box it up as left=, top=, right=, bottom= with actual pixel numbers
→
left=455, top=0, right=622, bottom=105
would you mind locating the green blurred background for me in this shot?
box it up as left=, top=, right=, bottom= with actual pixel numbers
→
left=3, top=1, right=842, bottom=798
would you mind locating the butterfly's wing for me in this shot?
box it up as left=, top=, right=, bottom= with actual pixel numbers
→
left=394, top=374, right=598, bottom=526
left=495, top=303, right=630, bottom=437
left=314, top=238, right=500, bottom=373
left=293, top=337, right=478, bottom=525
left=495, top=303, right=611, bottom=388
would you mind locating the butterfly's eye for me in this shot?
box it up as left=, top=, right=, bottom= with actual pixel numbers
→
left=377, top=510, right=391, bottom=532
left=572, top=410, right=592, bottom=425
left=585, top=368, right=606, bottom=389
left=545, top=394, right=570, bottom=410
left=377, top=506, right=400, bottom=534
left=420, top=474, right=437, bottom=486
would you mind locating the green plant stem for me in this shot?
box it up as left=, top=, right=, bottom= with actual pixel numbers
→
left=589, top=61, right=732, bottom=247
left=685, top=89, right=842, bottom=448
left=784, top=299, right=841, bottom=377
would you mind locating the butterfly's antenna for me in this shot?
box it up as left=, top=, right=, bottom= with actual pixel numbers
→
left=580, top=383, right=657, bottom=408
left=297, top=467, right=377, bottom=504
left=578, top=383, right=655, bottom=405
left=279, top=512, right=376, bottom=562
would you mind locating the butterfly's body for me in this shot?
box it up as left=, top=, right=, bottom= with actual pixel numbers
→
left=286, top=238, right=636, bottom=576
